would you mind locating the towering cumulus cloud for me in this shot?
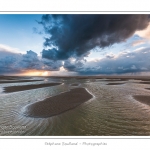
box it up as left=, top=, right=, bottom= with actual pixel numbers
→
left=39, top=15, right=150, bottom=60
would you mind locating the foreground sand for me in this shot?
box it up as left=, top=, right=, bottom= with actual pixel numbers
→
left=23, top=88, right=93, bottom=118
left=133, top=95, right=150, bottom=106
left=4, top=83, right=62, bottom=93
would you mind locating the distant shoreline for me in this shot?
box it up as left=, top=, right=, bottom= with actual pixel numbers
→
left=1, top=75, right=150, bottom=80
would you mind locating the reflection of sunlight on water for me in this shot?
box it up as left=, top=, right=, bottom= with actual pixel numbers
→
left=1, top=78, right=150, bottom=135
left=44, top=78, right=48, bottom=82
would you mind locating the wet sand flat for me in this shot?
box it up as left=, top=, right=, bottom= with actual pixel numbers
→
left=23, top=88, right=93, bottom=118
left=4, top=83, right=62, bottom=93
left=2, top=75, right=150, bottom=135
left=133, top=95, right=150, bottom=106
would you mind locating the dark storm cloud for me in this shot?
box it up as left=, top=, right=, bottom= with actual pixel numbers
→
left=64, top=57, right=85, bottom=71
left=42, top=58, right=63, bottom=71
left=39, top=14, right=150, bottom=60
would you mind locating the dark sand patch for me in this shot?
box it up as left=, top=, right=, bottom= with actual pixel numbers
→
left=119, top=79, right=130, bottom=81
left=137, top=82, right=150, bottom=85
left=0, top=79, right=43, bottom=84
left=0, top=76, right=19, bottom=80
left=0, top=76, right=31, bottom=80
left=107, top=82, right=125, bottom=85
left=104, top=79, right=121, bottom=81
left=4, top=83, right=62, bottom=93
left=139, top=79, right=150, bottom=81
left=71, top=84, right=79, bottom=86
left=133, top=95, right=150, bottom=106
left=145, top=88, right=150, bottom=90
left=23, top=88, right=93, bottom=118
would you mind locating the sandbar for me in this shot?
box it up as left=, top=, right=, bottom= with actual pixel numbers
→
left=133, top=95, right=150, bottom=106
left=137, top=82, right=150, bottom=84
left=23, top=88, right=93, bottom=118
left=71, top=84, right=79, bottom=86
left=4, top=83, right=62, bottom=93
left=0, top=79, right=43, bottom=84
left=104, top=79, right=122, bottom=81
left=0, top=76, right=30, bottom=80
left=107, top=82, right=125, bottom=85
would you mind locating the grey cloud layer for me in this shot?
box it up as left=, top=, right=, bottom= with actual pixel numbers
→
left=1, top=46, right=150, bottom=75
left=0, top=48, right=62, bottom=74
left=39, top=14, right=150, bottom=60
left=66, top=48, right=150, bottom=75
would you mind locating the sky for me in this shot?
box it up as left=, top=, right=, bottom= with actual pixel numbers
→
left=0, top=14, right=150, bottom=76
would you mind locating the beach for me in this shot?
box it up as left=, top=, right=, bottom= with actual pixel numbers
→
left=1, top=75, right=150, bottom=135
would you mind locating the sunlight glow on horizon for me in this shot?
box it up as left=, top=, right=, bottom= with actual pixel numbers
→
left=16, top=70, right=50, bottom=76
